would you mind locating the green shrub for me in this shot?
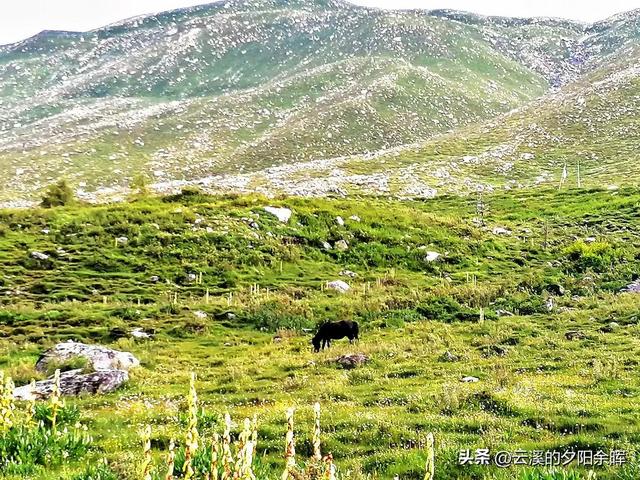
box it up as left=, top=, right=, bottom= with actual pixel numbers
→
left=40, top=180, right=74, bottom=208
left=563, top=240, right=625, bottom=273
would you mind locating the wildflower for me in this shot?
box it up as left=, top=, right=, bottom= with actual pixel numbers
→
left=312, top=403, right=322, bottom=461
left=424, top=433, right=435, bottom=480
left=282, top=408, right=296, bottom=480
left=165, top=439, right=176, bottom=480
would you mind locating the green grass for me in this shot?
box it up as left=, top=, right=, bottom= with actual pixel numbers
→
left=1, top=188, right=640, bottom=479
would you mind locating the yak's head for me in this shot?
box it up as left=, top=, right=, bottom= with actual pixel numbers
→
left=311, top=336, right=321, bottom=352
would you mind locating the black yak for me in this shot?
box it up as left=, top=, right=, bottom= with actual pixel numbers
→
left=312, top=320, right=359, bottom=352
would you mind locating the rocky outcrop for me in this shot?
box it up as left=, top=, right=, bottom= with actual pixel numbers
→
left=13, top=369, right=128, bottom=400
left=35, top=341, right=140, bottom=373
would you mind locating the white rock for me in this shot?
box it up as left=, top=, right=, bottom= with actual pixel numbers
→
left=31, top=251, right=49, bottom=260
left=339, top=270, right=358, bottom=278
left=424, top=251, right=441, bottom=262
left=115, top=236, right=128, bottom=245
left=327, top=280, right=351, bottom=293
left=336, top=216, right=345, bottom=226
left=461, top=376, right=479, bottom=383
left=492, top=227, right=512, bottom=236
left=35, top=341, right=140, bottom=373
left=349, top=215, right=361, bottom=222
left=334, top=240, right=349, bottom=251
left=131, top=328, right=152, bottom=339
left=263, top=206, right=292, bottom=223
left=193, top=310, right=208, bottom=319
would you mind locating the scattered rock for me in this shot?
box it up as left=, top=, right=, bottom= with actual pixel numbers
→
left=480, top=345, right=508, bottom=357
left=492, top=227, right=512, bottom=236
left=193, top=310, right=208, bottom=319
left=321, top=241, right=333, bottom=251
left=585, top=237, right=597, bottom=243
left=335, top=353, right=370, bottom=369
left=35, top=341, right=140, bottom=373
left=349, top=215, right=361, bottom=222
left=439, top=351, right=459, bottom=362
left=263, top=207, right=292, bottom=223
left=115, top=236, right=128, bottom=246
left=565, top=330, right=586, bottom=341
left=149, top=275, right=160, bottom=282
left=327, top=280, right=350, bottom=293
left=545, top=298, right=555, bottom=311
left=461, top=376, right=479, bottom=383
left=339, top=270, right=358, bottom=278
left=424, top=251, right=441, bottom=262
left=13, top=369, right=129, bottom=400
left=623, top=280, right=640, bottom=293
left=545, top=284, right=565, bottom=296
left=600, top=322, right=620, bottom=333
left=187, top=273, right=198, bottom=282
left=131, top=328, right=153, bottom=340
left=334, top=240, right=349, bottom=251
left=31, top=251, right=49, bottom=260
left=496, top=309, right=514, bottom=317
left=335, top=216, right=345, bottom=226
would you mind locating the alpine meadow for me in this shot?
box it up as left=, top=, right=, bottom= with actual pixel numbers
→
left=1, top=1, right=640, bottom=480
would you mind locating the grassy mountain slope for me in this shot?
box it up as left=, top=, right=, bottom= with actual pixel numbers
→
left=1, top=3, right=640, bottom=204
left=2, top=188, right=640, bottom=479
left=0, top=0, right=592, bottom=204
left=352, top=42, right=640, bottom=195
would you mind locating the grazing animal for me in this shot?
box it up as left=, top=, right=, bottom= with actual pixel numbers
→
left=312, top=320, right=359, bottom=352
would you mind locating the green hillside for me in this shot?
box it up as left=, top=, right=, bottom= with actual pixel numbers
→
left=0, top=0, right=613, bottom=204
left=2, top=188, right=640, bottom=479
left=357, top=44, right=640, bottom=194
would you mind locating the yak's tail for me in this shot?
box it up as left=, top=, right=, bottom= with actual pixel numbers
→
left=353, top=321, right=359, bottom=340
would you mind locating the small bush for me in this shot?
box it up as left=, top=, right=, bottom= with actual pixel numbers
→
left=40, top=180, right=74, bottom=208
left=563, top=240, right=625, bottom=273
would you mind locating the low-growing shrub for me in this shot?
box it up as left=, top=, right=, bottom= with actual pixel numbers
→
left=563, top=240, right=626, bottom=273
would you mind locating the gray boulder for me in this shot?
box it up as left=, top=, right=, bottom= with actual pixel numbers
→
left=335, top=353, right=370, bottom=369
left=13, top=369, right=128, bottom=400
left=327, top=280, right=350, bottom=293
left=36, top=340, right=140, bottom=373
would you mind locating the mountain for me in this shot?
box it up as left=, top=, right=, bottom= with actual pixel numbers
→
left=0, top=1, right=639, bottom=205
